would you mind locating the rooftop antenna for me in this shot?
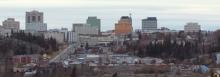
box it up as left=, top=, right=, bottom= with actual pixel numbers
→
left=129, top=13, right=132, bottom=19
left=129, top=13, right=132, bottom=25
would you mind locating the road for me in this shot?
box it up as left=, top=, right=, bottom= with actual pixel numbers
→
left=49, top=44, right=75, bottom=63
left=102, top=47, right=113, bottom=55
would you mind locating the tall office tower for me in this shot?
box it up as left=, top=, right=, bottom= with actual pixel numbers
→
left=86, top=16, right=101, bottom=33
left=25, top=10, right=47, bottom=32
left=72, top=23, right=99, bottom=35
left=184, top=22, right=201, bottom=32
left=2, top=18, right=20, bottom=31
left=115, top=16, right=133, bottom=35
left=142, top=17, right=157, bottom=33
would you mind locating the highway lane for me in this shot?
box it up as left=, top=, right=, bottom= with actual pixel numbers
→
left=49, top=44, right=75, bottom=63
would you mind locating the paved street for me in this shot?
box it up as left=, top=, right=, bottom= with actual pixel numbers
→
left=49, top=44, right=75, bottom=63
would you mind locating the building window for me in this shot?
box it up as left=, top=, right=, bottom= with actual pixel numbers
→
left=27, top=16, right=30, bottom=23
left=32, top=16, right=36, bottom=22
left=38, top=16, right=41, bottom=22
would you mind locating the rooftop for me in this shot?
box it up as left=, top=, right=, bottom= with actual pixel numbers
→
left=88, top=16, right=98, bottom=19
left=143, top=17, right=157, bottom=21
left=121, top=16, right=130, bottom=19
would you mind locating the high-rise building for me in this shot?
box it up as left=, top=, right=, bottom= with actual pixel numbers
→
left=67, top=31, right=77, bottom=44
left=115, top=16, right=133, bottom=35
left=142, top=17, right=157, bottom=33
left=72, top=23, right=99, bottom=35
left=2, top=18, right=20, bottom=31
left=25, top=10, right=47, bottom=32
left=86, top=16, right=101, bottom=33
left=184, top=22, right=201, bottom=32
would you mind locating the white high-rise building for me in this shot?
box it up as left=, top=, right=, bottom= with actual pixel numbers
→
left=184, top=22, right=201, bottom=32
left=25, top=10, right=47, bottom=32
left=67, top=31, right=77, bottom=43
left=72, top=23, right=99, bottom=35
left=2, top=18, right=20, bottom=31
left=142, top=17, right=157, bottom=33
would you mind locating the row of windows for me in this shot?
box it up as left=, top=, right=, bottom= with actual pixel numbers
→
left=27, top=16, right=42, bottom=23
left=142, top=27, right=157, bottom=28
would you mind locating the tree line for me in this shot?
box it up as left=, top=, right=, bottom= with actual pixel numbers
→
left=122, top=31, right=220, bottom=61
left=0, top=31, right=59, bottom=56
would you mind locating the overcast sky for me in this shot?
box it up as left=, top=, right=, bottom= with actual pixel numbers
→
left=0, top=0, right=219, bottom=8
left=0, top=0, right=220, bottom=31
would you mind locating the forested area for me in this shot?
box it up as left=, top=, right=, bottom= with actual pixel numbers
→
left=120, top=31, right=220, bottom=61
left=0, top=31, right=59, bottom=57
left=136, top=39, right=199, bottom=60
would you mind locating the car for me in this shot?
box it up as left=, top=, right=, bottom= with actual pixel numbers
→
left=23, top=69, right=37, bottom=77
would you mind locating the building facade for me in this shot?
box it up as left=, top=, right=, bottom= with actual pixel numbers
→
left=184, top=22, right=201, bottom=32
left=142, top=17, right=157, bottom=33
left=78, top=34, right=114, bottom=46
left=59, top=28, right=68, bottom=42
left=13, top=54, right=40, bottom=65
left=0, top=26, right=11, bottom=37
left=43, top=31, right=65, bottom=44
left=25, top=10, right=47, bottom=32
left=48, top=28, right=77, bottom=44
left=86, top=16, right=101, bottom=33
left=115, top=16, right=133, bottom=35
left=2, top=18, right=20, bottom=31
left=78, top=34, right=99, bottom=46
left=67, top=31, right=77, bottom=44
left=72, top=23, right=99, bottom=35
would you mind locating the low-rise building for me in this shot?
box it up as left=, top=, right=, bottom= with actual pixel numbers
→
left=12, top=54, right=40, bottom=72
left=67, top=31, right=77, bottom=44
left=184, top=22, right=201, bottom=32
left=48, top=28, right=78, bottom=44
left=78, top=34, right=114, bottom=46
left=13, top=54, right=40, bottom=65
left=44, top=31, right=65, bottom=44
left=216, top=53, right=220, bottom=64
left=60, top=28, right=68, bottom=42
left=97, top=35, right=114, bottom=44
left=0, top=26, right=12, bottom=37
left=78, top=34, right=99, bottom=46
left=2, top=18, right=20, bottom=31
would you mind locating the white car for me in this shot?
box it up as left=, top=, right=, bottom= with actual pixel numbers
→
left=24, top=69, right=37, bottom=77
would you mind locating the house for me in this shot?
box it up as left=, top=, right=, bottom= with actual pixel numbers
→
left=13, top=54, right=40, bottom=65
left=12, top=54, right=39, bottom=72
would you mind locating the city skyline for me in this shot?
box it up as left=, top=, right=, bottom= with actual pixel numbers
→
left=0, top=8, right=220, bottom=31
left=0, top=8, right=219, bottom=31
left=0, top=1, right=220, bottom=76
left=0, top=0, right=220, bottom=31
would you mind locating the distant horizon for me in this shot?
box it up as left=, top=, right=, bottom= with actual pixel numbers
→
left=0, top=7, right=220, bottom=31
left=0, top=0, right=220, bottom=31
